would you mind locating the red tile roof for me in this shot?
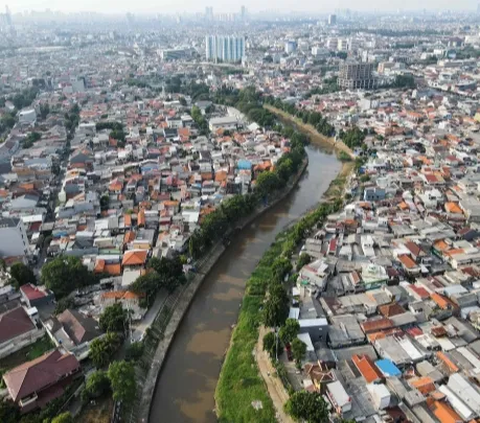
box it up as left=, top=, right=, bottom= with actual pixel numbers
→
left=20, top=284, right=47, bottom=301
left=352, top=354, right=382, bottom=383
left=3, top=349, right=79, bottom=402
left=0, top=307, right=35, bottom=344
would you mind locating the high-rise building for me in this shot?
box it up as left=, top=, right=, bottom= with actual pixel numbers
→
left=328, top=14, right=337, bottom=25
left=205, top=35, right=246, bottom=63
left=240, top=5, right=247, bottom=20
left=285, top=40, right=297, bottom=54
left=205, top=7, right=214, bottom=20
left=338, top=61, right=376, bottom=90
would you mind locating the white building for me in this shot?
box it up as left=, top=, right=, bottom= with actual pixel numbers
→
left=0, top=217, right=29, bottom=257
left=205, top=35, right=245, bottom=62
left=18, top=108, right=36, bottom=124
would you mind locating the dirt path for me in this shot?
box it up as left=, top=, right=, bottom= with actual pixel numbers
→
left=256, top=326, right=295, bottom=423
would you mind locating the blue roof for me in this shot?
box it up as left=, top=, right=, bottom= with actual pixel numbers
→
left=237, top=160, right=252, bottom=170
left=375, top=359, right=401, bottom=377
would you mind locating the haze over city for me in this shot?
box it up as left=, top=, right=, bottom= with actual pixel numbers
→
left=2, top=2, right=480, bottom=423
left=5, top=0, right=480, bottom=14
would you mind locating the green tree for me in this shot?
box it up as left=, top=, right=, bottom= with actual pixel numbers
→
left=129, top=271, right=162, bottom=305
left=296, top=253, right=311, bottom=271
left=279, top=319, right=300, bottom=345
left=255, top=171, right=281, bottom=197
left=285, top=391, right=329, bottom=423
left=291, top=338, right=307, bottom=368
left=83, top=370, right=110, bottom=399
left=90, top=332, right=122, bottom=368
left=148, top=256, right=186, bottom=293
left=10, top=262, right=36, bottom=286
left=51, top=412, right=74, bottom=423
left=263, top=284, right=289, bottom=328
left=126, top=341, right=144, bottom=361
left=263, top=331, right=283, bottom=360
left=99, top=303, right=128, bottom=333
left=0, top=400, right=20, bottom=423
left=41, top=256, right=94, bottom=298
left=108, top=360, right=137, bottom=404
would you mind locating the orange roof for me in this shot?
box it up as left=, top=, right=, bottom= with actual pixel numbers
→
left=436, top=352, right=459, bottom=373
left=124, top=231, right=136, bottom=244
left=398, top=254, right=417, bottom=269
left=122, top=250, right=148, bottom=266
left=431, top=292, right=455, bottom=310
left=94, top=259, right=106, bottom=273
left=124, top=213, right=132, bottom=227
left=434, top=239, right=449, bottom=252
left=138, top=209, right=145, bottom=226
left=352, top=354, right=382, bottom=383
left=215, top=170, right=228, bottom=182
left=430, top=401, right=462, bottom=423
left=101, top=290, right=142, bottom=300
left=410, top=377, right=436, bottom=395
left=104, top=263, right=122, bottom=276
left=445, top=202, right=463, bottom=214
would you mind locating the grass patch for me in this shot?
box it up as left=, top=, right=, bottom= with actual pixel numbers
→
left=216, top=295, right=275, bottom=423
left=26, top=336, right=55, bottom=360
left=0, top=335, right=54, bottom=371
left=76, top=395, right=113, bottom=423
left=216, top=198, right=342, bottom=422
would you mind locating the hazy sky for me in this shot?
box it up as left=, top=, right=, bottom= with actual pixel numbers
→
left=4, top=0, right=477, bottom=14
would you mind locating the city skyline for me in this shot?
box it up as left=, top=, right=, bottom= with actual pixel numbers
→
left=5, top=0, right=480, bottom=15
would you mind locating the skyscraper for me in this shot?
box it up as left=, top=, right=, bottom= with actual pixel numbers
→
left=205, top=7, right=214, bottom=20
left=328, top=14, right=337, bottom=25
left=205, top=35, right=246, bottom=63
left=240, top=6, right=247, bottom=20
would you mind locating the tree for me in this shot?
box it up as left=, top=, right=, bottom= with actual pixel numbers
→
left=10, top=262, right=36, bottom=287
left=51, top=412, right=74, bottom=423
left=90, top=332, right=122, bottom=368
left=83, top=370, right=110, bottom=399
left=263, top=331, right=283, bottom=360
left=296, top=253, right=311, bottom=271
left=41, top=256, right=94, bottom=298
left=126, top=341, right=144, bottom=361
left=147, top=256, right=186, bottom=293
left=99, top=303, right=128, bottom=333
left=130, top=271, right=162, bottom=306
left=291, top=338, right=307, bottom=368
left=263, top=284, right=289, bottom=328
left=0, top=400, right=20, bottom=423
left=279, top=319, right=300, bottom=345
left=108, top=360, right=137, bottom=404
left=285, top=391, right=329, bottom=423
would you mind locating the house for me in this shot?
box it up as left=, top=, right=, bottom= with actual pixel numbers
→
left=3, top=349, right=80, bottom=413
left=122, top=249, right=148, bottom=268
left=20, top=284, right=55, bottom=308
left=327, top=380, right=352, bottom=415
left=44, top=309, right=102, bottom=360
left=0, top=306, right=44, bottom=360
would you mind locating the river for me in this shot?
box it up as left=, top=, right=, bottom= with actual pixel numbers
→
left=149, top=143, right=341, bottom=423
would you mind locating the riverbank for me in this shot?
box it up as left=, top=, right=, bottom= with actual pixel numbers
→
left=264, top=104, right=354, bottom=159
left=137, top=159, right=309, bottom=423
left=215, top=111, right=355, bottom=423
left=214, top=193, right=342, bottom=422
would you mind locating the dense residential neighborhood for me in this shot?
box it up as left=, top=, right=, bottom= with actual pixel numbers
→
left=4, top=5, right=480, bottom=423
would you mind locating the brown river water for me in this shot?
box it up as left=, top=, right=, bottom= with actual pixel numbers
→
left=149, top=143, right=341, bottom=423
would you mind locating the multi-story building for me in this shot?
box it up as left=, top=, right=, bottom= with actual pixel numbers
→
left=338, top=61, right=377, bottom=90
left=285, top=40, right=297, bottom=54
left=328, top=14, right=337, bottom=25
left=0, top=217, right=29, bottom=258
left=205, top=35, right=245, bottom=63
